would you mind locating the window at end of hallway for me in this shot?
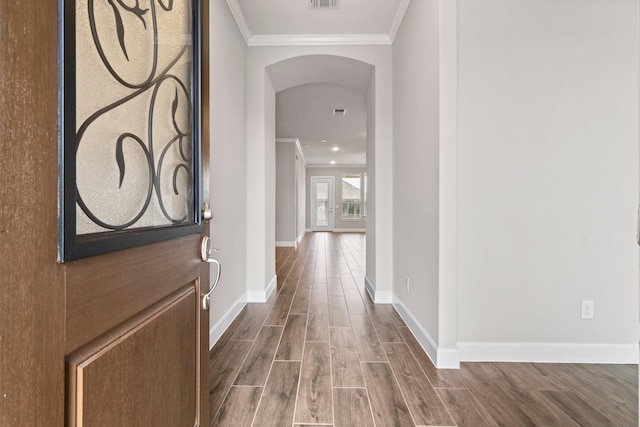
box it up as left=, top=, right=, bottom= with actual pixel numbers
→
left=342, top=173, right=362, bottom=220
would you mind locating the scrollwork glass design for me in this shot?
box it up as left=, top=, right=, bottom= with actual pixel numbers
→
left=74, top=0, right=194, bottom=234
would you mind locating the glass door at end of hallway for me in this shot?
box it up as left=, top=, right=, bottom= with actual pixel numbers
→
left=311, top=177, right=334, bottom=232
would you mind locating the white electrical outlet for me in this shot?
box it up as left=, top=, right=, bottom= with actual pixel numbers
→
left=581, top=300, right=594, bottom=319
left=405, top=277, right=410, bottom=293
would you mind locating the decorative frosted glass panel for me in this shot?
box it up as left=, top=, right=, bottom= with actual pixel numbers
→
left=74, top=0, right=194, bottom=234
left=61, top=0, right=202, bottom=260
left=315, top=182, right=329, bottom=227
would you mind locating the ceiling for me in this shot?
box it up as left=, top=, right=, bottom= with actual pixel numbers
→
left=277, top=83, right=367, bottom=166
left=227, top=0, right=411, bottom=45
left=226, top=0, right=411, bottom=166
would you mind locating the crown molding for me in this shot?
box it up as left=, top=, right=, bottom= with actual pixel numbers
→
left=226, top=0, right=404, bottom=47
left=248, top=34, right=392, bottom=46
left=389, top=0, right=412, bottom=42
left=225, top=0, right=252, bottom=44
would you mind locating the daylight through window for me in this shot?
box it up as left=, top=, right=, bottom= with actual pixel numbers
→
left=342, top=173, right=362, bottom=220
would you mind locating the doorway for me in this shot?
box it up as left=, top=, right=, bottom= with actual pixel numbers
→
left=310, top=176, right=334, bottom=231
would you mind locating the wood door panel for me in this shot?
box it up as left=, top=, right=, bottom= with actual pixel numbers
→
left=67, top=286, right=198, bottom=427
left=65, top=234, right=201, bottom=353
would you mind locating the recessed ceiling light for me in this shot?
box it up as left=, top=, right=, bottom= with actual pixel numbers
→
left=330, top=161, right=336, bottom=165
left=331, top=146, right=339, bottom=152
left=321, top=139, right=327, bottom=143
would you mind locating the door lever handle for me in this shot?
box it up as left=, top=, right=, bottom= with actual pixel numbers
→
left=201, top=236, right=221, bottom=310
left=202, top=258, right=221, bottom=310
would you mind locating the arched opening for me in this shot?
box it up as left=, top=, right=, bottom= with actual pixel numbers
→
left=245, top=52, right=393, bottom=304
left=268, top=54, right=375, bottom=293
left=269, top=55, right=372, bottom=252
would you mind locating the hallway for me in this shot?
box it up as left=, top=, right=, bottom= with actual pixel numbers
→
left=208, top=232, right=638, bottom=426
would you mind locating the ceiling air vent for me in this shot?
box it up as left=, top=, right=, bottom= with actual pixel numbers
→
left=310, top=0, right=340, bottom=10
left=333, top=108, right=347, bottom=116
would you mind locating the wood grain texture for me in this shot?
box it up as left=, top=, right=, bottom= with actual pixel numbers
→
left=252, top=362, right=301, bottom=427
left=350, top=315, right=386, bottom=362
left=212, top=234, right=639, bottom=427
left=1, top=1, right=65, bottom=425
left=231, top=303, right=272, bottom=341
left=280, top=274, right=302, bottom=296
left=541, top=390, right=617, bottom=427
left=65, top=234, right=201, bottom=352
left=314, top=265, right=327, bottom=283
left=290, top=286, right=312, bottom=313
left=383, top=343, right=455, bottom=426
left=397, top=326, right=466, bottom=388
left=211, top=386, right=261, bottom=427
left=307, top=284, right=330, bottom=342
left=343, top=289, right=367, bottom=315
left=599, top=363, right=639, bottom=387
left=264, top=294, right=293, bottom=325
left=338, top=274, right=358, bottom=290
left=307, top=310, right=331, bottom=342
left=361, top=362, right=414, bottom=426
left=68, top=289, right=197, bottom=427
left=329, top=295, right=352, bottom=327
left=460, top=363, right=542, bottom=426
left=209, top=340, right=252, bottom=420
left=331, top=327, right=365, bottom=388
left=333, top=388, right=375, bottom=427
left=295, top=342, right=333, bottom=424
left=234, top=326, right=283, bottom=386
left=550, top=363, right=638, bottom=426
left=276, top=314, right=308, bottom=361
left=365, top=304, right=403, bottom=343
left=328, top=277, right=345, bottom=296
left=436, top=388, right=498, bottom=427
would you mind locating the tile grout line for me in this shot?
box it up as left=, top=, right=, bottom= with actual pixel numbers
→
left=211, top=335, right=255, bottom=425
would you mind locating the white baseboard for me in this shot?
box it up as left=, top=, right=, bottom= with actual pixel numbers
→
left=276, top=241, right=296, bottom=247
left=209, top=298, right=247, bottom=350
left=458, top=342, right=639, bottom=364
left=246, top=275, right=277, bottom=303
left=393, top=297, right=460, bottom=369
left=364, top=276, right=393, bottom=304
left=297, top=231, right=306, bottom=243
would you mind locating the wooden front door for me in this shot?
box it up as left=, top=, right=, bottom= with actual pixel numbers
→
left=64, top=234, right=210, bottom=427
left=0, top=1, right=211, bottom=426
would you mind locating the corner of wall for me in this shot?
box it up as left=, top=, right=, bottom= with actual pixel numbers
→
left=209, top=297, right=247, bottom=349
left=247, top=274, right=277, bottom=303
left=365, top=275, right=393, bottom=304
left=393, top=295, right=461, bottom=369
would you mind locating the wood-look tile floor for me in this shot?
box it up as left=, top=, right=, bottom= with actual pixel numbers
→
left=209, top=232, right=638, bottom=427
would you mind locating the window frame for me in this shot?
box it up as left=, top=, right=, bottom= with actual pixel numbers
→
left=340, top=173, right=363, bottom=221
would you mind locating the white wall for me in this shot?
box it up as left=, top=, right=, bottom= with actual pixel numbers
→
left=296, top=145, right=306, bottom=241
left=276, top=140, right=297, bottom=244
left=265, top=77, right=277, bottom=295
left=365, top=75, right=377, bottom=291
left=209, top=0, right=248, bottom=345
left=392, top=0, right=441, bottom=347
left=247, top=46, right=393, bottom=299
left=457, top=0, right=639, bottom=362
left=391, top=0, right=459, bottom=368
